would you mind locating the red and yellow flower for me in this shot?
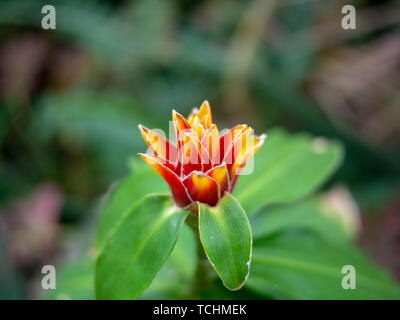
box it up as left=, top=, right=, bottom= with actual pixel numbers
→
left=139, top=101, right=265, bottom=208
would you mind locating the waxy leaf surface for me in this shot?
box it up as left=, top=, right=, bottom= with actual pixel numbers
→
left=96, top=161, right=168, bottom=250
left=96, top=194, right=187, bottom=299
left=247, top=231, right=400, bottom=299
left=199, top=193, right=252, bottom=290
left=234, top=129, right=343, bottom=216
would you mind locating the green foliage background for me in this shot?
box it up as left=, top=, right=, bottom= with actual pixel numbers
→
left=0, top=0, right=399, bottom=299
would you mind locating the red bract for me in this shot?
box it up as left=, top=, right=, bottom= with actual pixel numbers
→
left=138, top=101, right=265, bottom=208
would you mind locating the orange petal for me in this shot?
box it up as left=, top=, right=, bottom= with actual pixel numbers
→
left=221, top=125, right=249, bottom=168
left=191, top=116, right=205, bottom=141
left=139, top=154, right=192, bottom=207
left=138, top=125, right=177, bottom=163
left=229, top=133, right=266, bottom=190
left=219, top=125, right=247, bottom=161
left=202, top=124, right=220, bottom=169
left=188, top=107, right=199, bottom=126
left=180, top=132, right=202, bottom=175
left=230, top=133, right=266, bottom=176
left=226, top=127, right=253, bottom=180
left=172, top=110, right=191, bottom=147
left=197, top=100, right=212, bottom=129
left=206, top=163, right=229, bottom=197
left=183, top=171, right=220, bottom=207
left=180, top=132, right=210, bottom=176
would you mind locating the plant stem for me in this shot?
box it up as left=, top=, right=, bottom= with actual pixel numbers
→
left=186, top=209, right=211, bottom=299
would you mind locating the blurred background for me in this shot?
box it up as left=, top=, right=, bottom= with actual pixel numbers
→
left=0, top=0, right=399, bottom=299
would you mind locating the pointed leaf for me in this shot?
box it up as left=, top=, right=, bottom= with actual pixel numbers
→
left=234, top=129, right=343, bottom=216
left=198, top=193, right=252, bottom=290
left=250, top=197, right=351, bottom=245
left=95, top=194, right=188, bottom=299
left=247, top=231, right=400, bottom=299
left=141, top=224, right=197, bottom=299
left=96, top=161, right=168, bottom=250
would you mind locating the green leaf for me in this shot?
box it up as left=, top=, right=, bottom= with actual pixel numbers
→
left=198, top=193, right=252, bottom=290
left=95, top=161, right=168, bottom=250
left=234, top=129, right=343, bottom=216
left=95, top=194, right=188, bottom=299
left=250, top=197, right=351, bottom=245
left=141, top=224, right=197, bottom=299
left=247, top=231, right=400, bottom=299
